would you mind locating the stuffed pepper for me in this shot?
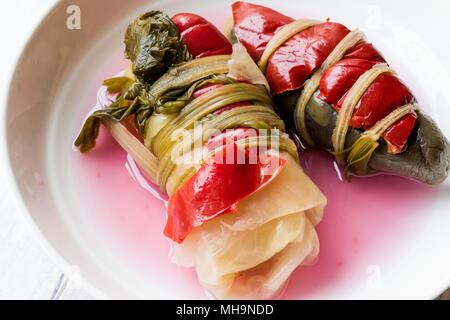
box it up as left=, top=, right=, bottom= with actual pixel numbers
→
left=74, top=11, right=326, bottom=299
left=228, top=1, right=450, bottom=184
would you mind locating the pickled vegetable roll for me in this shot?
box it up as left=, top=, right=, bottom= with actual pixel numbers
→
left=229, top=1, right=450, bottom=184
left=74, top=11, right=326, bottom=299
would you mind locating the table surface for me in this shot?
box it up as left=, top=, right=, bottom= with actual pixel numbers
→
left=0, top=0, right=448, bottom=300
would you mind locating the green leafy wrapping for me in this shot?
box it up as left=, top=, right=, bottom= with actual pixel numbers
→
left=155, top=74, right=235, bottom=113
left=125, top=11, right=191, bottom=84
left=74, top=77, right=151, bottom=152
left=328, top=136, right=379, bottom=180
left=75, top=73, right=237, bottom=152
left=102, top=77, right=134, bottom=94
left=75, top=10, right=194, bottom=153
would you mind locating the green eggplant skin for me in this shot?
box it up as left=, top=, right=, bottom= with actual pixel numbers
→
left=276, top=89, right=450, bottom=184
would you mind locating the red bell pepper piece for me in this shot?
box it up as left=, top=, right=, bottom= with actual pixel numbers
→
left=383, top=113, right=417, bottom=154
left=172, top=13, right=232, bottom=58
left=265, top=23, right=350, bottom=95
left=232, top=1, right=350, bottom=95
left=343, top=41, right=385, bottom=62
left=342, top=74, right=415, bottom=129
left=318, top=59, right=381, bottom=106
left=164, top=139, right=286, bottom=243
left=319, top=57, right=416, bottom=153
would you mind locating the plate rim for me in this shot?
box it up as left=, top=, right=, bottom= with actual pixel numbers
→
left=0, top=0, right=107, bottom=300
left=1, top=0, right=448, bottom=300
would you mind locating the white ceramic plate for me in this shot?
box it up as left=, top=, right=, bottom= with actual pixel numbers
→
left=2, top=0, right=450, bottom=299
